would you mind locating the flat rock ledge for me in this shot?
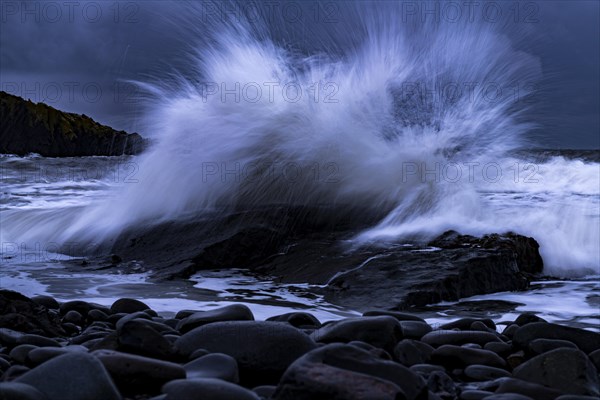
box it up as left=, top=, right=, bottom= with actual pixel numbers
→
left=2, top=290, right=598, bottom=400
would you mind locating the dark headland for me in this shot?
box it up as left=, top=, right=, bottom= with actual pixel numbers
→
left=0, top=91, right=144, bottom=157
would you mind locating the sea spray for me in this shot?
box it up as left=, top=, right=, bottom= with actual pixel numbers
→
left=1, top=2, right=598, bottom=275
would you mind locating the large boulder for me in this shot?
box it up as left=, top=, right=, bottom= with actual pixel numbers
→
left=14, top=353, right=120, bottom=400
left=0, top=290, right=64, bottom=337
left=311, top=317, right=402, bottom=352
left=273, top=343, right=427, bottom=400
left=175, top=321, right=316, bottom=386
left=513, top=322, right=600, bottom=354
left=513, top=348, right=599, bottom=396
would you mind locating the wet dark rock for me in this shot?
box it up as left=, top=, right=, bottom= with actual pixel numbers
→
left=253, top=385, right=277, bottom=399
left=162, top=378, right=260, bottom=400
left=118, top=320, right=174, bottom=359
left=311, top=316, right=402, bottom=353
left=87, top=309, right=109, bottom=322
left=393, top=340, right=433, bottom=367
left=175, top=321, right=316, bottom=386
left=431, top=345, right=506, bottom=368
left=399, top=321, right=432, bottom=339
left=0, top=382, right=47, bottom=400
left=409, top=364, right=445, bottom=377
left=15, top=335, right=59, bottom=348
left=0, top=291, right=64, bottom=337
left=30, top=296, right=59, bottom=311
left=266, top=312, right=321, bottom=328
left=59, top=301, right=92, bottom=317
left=27, top=345, right=88, bottom=366
left=0, top=328, right=24, bottom=346
left=495, top=377, right=565, bottom=400
left=439, top=318, right=496, bottom=331
left=484, top=342, right=512, bottom=357
left=513, top=348, right=599, bottom=396
left=363, top=311, right=426, bottom=322
left=459, top=389, right=495, bottom=400
left=114, top=311, right=152, bottom=331
left=589, top=349, right=600, bottom=371
left=513, top=322, right=600, bottom=354
left=464, top=364, right=511, bottom=381
left=502, top=324, right=519, bottom=338
left=427, top=370, right=456, bottom=398
left=485, top=394, right=533, bottom=400
left=514, top=312, right=547, bottom=326
left=528, top=338, right=578, bottom=355
left=9, top=345, right=37, bottom=365
left=1, top=91, right=144, bottom=157
left=176, top=304, right=254, bottom=333
left=506, top=350, right=526, bottom=370
left=184, top=353, right=239, bottom=382
left=1, top=365, right=30, bottom=382
left=15, top=352, right=120, bottom=400
left=110, top=298, right=151, bottom=314
left=273, top=343, right=427, bottom=400
left=421, top=330, right=503, bottom=347
left=62, top=311, right=83, bottom=326
left=93, top=349, right=184, bottom=394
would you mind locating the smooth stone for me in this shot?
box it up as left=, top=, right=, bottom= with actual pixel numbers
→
left=311, top=316, right=402, bottom=352
left=513, top=322, right=600, bottom=354
left=502, top=324, right=519, bottom=338
left=60, top=323, right=79, bottom=336
left=556, top=396, right=600, bottom=400
left=1, top=365, right=30, bottom=381
left=427, top=370, right=456, bottom=397
left=431, top=345, right=506, bottom=368
left=62, top=311, right=82, bottom=325
left=114, top=311, right=152, bottom=331
left=15, top=353, right=120, bottom=400
left=70, top=331, right=111, bottom=345
left=273, top=343, right=426, bottom=400
left=175, top=321, right=316, bottom=386
left=162, top=378, right=260, bottom=400
left=363, top=310, right=426, bottom=322
left=9, top=345, right=38, bottom=365
left=495, top=378, right=564, bottom=400
left=399, top=321, right=432, bottom=339
left=252, top=385, right=276, bottom=399
left=589, top=349, right=600, bottom=370
left=31, top=296, right=59, bottom=310
left=514, top=312, right=546, bottom=326
left=59, top=301, right=91, bottom=316
left=464, top=364, right=511, bottom=381
left=409, top=364, right=445, bottom=376
left=506, top=350, right=526, bottom=369
left=135, top=319, right=178, bottom=335
left=529, top=338, right=578, bottom=355
left=184, top=353, right=239, bottom=383
left=110, top=298, right=151, bottom=314
left=176, top=304, right=254, bottom=333
left=484, top=342, right=512, bottom=356
left=118, top=320, right=174, bottom=359
left=421, top=330, right=502, bottom=347
left=462, top=343, right=482, bottom=349
left=470, top=321, right=494, bottom=332
left=189, top=348, right=210, bottom=360
left=27, top=346, right=88, bottom=366
left=485, top=395, right=533, bottom=400
left=87, top=309, right=108, bottom=322
left=0, top=382, right=47, bottom=400
left=513, top=348, right=599, bottom=396
left=459, top=390, right=495, bottom=400
left=93, top=349, right=185, bottom=393
left=0, top=358, right=10, bottom=371
left=15, top=336, right=59, bottom=348
left=0, top=328, right=24, bottom=346
left=393, top=339, right=433, bottom=366
left=266, top=312, right=321, bottom=328
left=440, top=318, right=496, bottom=331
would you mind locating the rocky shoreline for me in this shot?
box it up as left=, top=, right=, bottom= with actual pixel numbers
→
left=1, top=289, right=598, bottom=400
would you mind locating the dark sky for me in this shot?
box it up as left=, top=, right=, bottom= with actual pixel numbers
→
left=1, top=0, right=598, bottom=148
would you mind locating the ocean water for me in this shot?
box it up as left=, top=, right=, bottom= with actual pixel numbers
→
left=1, top=3, right=599, bottom=329
left=1, top=153, right=598, bottom=330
